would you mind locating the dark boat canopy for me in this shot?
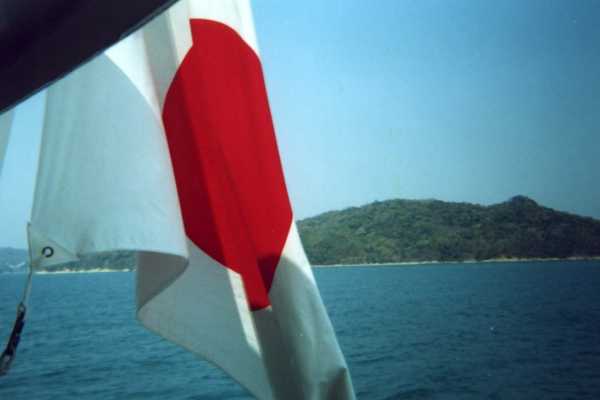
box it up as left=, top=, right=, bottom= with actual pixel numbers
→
left=0, top=0, right=178, bottom=113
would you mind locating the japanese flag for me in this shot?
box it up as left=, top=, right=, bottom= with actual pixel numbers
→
left=27, top=1, right=355, bottom=399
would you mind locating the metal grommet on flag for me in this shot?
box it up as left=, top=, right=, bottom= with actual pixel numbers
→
left=42, top=246, right=54, bottom=258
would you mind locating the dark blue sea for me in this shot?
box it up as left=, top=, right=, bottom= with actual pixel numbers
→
left=1, top=261, right=600, bottom=399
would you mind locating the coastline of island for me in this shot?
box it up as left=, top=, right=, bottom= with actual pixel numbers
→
left=23, top=255, right=600, bottom=274
left=3, top=195, right=600, bottom=274
left=314, top=256, right=600, bottom=268
left=35, top=268, right=133, bottom=274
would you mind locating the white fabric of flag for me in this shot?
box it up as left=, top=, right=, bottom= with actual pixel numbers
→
left=26, top=0, right=355, bottom=399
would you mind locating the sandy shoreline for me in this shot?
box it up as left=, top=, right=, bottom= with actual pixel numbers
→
left=4, top=257, right=599, bottom=274
left=35, top=268, right=133, bottom=274
left=314, top=256, right=600, bottom=268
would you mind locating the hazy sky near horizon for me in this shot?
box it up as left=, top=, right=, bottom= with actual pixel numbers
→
left=1, top=0, right=600, bottom=248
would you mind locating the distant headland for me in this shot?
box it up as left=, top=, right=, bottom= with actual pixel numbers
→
left=297, top=196, right=600, bottom=265
left=2, top=195, right=600, bottom=272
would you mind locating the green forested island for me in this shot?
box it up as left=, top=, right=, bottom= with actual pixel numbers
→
left=2, top=195, right=600, bottom=272
left=297, top=196, right=600, bottom=265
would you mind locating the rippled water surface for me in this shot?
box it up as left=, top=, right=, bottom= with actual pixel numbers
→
left=1, top=261, right=600, bottom=399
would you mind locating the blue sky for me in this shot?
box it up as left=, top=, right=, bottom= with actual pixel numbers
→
left=1, top=0, right=600, bottom=248
left=0, top=93, right=43, bottom=249
left=253, top=0, right=600, bottom=218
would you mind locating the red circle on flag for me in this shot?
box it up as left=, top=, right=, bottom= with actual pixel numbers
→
left=162, top=19, right=293, bottom=310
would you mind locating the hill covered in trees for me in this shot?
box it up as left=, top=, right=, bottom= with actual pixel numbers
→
left=297, top=196, right=600, bottom=265
left=3, top=196, right=600, bottom=272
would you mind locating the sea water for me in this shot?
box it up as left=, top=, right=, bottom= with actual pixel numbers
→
left=1, top=261, right=599, bottom=399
